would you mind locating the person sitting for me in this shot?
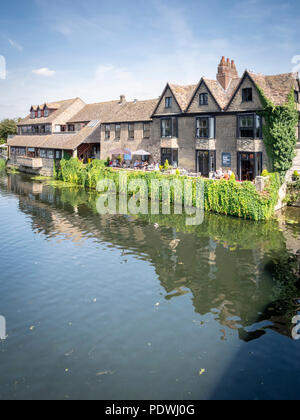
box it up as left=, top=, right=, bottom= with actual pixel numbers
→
left=215, top=168, right=224, bottom=179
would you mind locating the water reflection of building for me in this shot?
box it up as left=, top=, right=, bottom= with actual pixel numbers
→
left=1, top=172, right=300, bottom=342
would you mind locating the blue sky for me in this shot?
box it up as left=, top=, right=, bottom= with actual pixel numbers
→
left=0, top=0, right=299, bottom=119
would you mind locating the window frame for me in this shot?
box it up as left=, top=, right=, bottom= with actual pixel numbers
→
left=161, top=117, right=178, bottom=138
left=128, top=123, right=135, bottom=140
left=105, top=124, right=111, bottom=140
left=242, top=88, right=253, bottom=103
left=165, top=97, right=172, bottom=109
left=199, top=93, right=208, bottom=106
left=143, top=122, right=151, bottom=139
left=115, top=124, right=121, bottom=140
left=237, top=113, right=262, bottom=139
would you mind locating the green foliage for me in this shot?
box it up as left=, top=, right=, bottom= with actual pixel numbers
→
left=0, top=158, right=6, bottom=170
left=105, top=157, right=110, bottom=167
left=257, top=87, right=298, bottom=177
left=175, top=169, right=180, bottom=176
left=261, top=169, right=269, bottom=177
left=56, top=158, right=281, bottom=221
left=293, top=170, right=300, bottom=180
left=230, top=172, right=236, bottom=181
left=0, top=119, right=18, bottom=142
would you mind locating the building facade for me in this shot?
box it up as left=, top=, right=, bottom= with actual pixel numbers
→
left=7, top=57, right=300, bottom=180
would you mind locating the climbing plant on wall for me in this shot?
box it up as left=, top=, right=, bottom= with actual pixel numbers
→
left=256, top=86, right=298, bottom=178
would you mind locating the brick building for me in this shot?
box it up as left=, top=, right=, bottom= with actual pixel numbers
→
left=7, top=57, right=300, bottom=180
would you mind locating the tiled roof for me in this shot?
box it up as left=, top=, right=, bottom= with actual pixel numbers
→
left=248, top=72, right=299, bottom=105
left=69, top=99, right=158, bottom=123
left=8, top=121, right=101, bottom=151
left=18, top=98, right=82, bottom=126
left=203, top=78, right=241, bottom=109
left=169, top=84, right=197, bottom=111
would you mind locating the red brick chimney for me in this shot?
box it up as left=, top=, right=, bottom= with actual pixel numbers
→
left=217, top=57, right=238, bottom=90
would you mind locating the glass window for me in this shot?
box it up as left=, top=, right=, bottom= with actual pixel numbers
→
left=161, top=118, right=177, bottom=138
left=55, top=150, right=62, bottom=159
left=40, top=149, right=47, bottom=158
left=47, top=150, right=54, bottom=159
left=196, top=118, right=209, bottom=138
left=105, top=125, right=111, bottom=140
left=31, top=110, right=35, bottom=119
left=199, top=93, right=208, bottom=106
left=129, top=123, right=135, bottom=139
left=44, top=108, right=49, bottom=117
left=37, top=110, right=42, bottom=118
left=242, top=88, right=253, bottom=102
left=143, top=123, right=151, bottom=138
left=239, top=115, right=254, bottom=138
left=115, top=124, right=121, bottom=139
left=165, top=97, right=172, bottom=108
left=55, top=125, right=61, bottom=133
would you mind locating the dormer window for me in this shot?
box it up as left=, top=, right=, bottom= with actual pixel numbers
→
left=242, top=88, right=253, bottom=102
left=31, top=109, right=35, bottom=119
left=165, top=97, right=172, bottom=108
left=199, top=93, right=208, bottom=106
left=37, top=109, right=42, bottom=118
left=44, top=108, right=49, bottom=117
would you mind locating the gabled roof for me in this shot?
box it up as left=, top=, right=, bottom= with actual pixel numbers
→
left=225, top=71, right=299, bottom=110
left=152, top=83, right=197, bottom=116
left=18, top=98, right=83, bottom=126
left=8, top=121, right=101, bottom=151
left=69, top=98, right=158, bottom=123
left=248, top=71, right=299, bottom=105
left=168, top=83, right=197, bottom=111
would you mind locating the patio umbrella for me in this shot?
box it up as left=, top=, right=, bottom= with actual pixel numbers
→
left=131, top=150, right=151, bottom=156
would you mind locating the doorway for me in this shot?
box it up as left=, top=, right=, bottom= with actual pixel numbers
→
left=196, top=150, right=216, bottom=176
left=237, top=152, right=262, bottom=181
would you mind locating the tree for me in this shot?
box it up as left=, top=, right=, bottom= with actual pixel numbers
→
left=0, top=119, right=18, bottom=143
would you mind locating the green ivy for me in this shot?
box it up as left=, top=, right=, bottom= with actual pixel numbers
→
left=256, top=86, right=298, bottom=178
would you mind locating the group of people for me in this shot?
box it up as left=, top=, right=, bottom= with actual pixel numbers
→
left=213, top=168, right=234, bottom=180
left=109, top=158, right=160, bottom=171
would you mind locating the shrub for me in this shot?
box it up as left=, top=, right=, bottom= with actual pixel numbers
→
left=293, top=170, right=300, bottom=180
left=164, top=160, right=170, bottom=171
left=56, top=158, right=281, bottom=221
left=230, top=173, right=236, bottom=181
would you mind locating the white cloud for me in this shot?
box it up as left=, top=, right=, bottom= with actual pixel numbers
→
left=32, top=68, right=56, bottom=77
left=8, top=39, right=23, bottom=52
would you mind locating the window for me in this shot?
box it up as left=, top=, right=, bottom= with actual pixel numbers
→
left=37, top=109, right=42, bottom=118
left=40, top=149, right=47, bottom=158
left=165, top=97, right=172, bottom=108
left=295, top=90, right=299, bottom=104
left=238, top=114, right=262, bottom=138
left=16, top=147, right=26, bottom=156
left=55, top=125, right=61, bottom=133
left=161, top=117, right=178, bottom=138
left=105, top=124, right=111, bottom=140
left=47, top=150, right=54, bottom=159
left=31, top=110, right=35, bottom=119
left=161, top=148, right=178, bottom=168
left=68, top=125, right=75, bottom=132
left=45, top=125, right=51, bottom=133
left=242, top=88, right=253, bottom=102
left=115, top=124, right=121, bottom=140
left=196, top=116, right=215, bottom=139
left=199, top=93, right=208, bottom=106
left=129, top=123, right=135, bottom=140
left=55, top=150, right=62, bottom=159
left=143, top=123, right=151, bottom=139
left=40, top=125, right=46, bottom=134
left=44, top=108, right=49, bottom=117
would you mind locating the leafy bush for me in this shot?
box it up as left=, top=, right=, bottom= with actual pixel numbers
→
left=0, top=158, right=6, bottom=170
left=56, top=158, right=281, bottom=221
left=261, top=169, right=269, bottom=177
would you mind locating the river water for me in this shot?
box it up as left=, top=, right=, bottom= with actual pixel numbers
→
left=0, top=170, right=300, bottom=400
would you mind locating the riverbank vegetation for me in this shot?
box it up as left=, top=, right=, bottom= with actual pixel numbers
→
left=54, top=158, right=281, bottom=221
left=0, top=159, right=6, bottom=170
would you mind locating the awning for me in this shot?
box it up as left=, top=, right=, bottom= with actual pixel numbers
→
left=131, top=150, right=151, bottom=156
